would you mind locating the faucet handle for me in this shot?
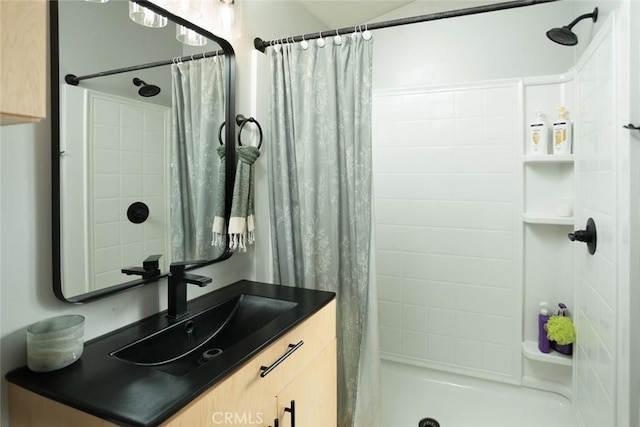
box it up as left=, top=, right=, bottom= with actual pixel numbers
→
left=143, top=254, right=162, bottom=270
left=122, top=254, right=163, bottom=279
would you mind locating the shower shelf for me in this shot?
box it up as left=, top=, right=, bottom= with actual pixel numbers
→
left=523, top=154, right=574, bottom=164
left=522, top=341, right=572, bottom=366
left=523, top=214, right=574, bottom=225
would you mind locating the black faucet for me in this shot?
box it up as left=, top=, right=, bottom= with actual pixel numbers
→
left=122, top=254, right=162, bottom=279
left=167, top=261, right=212, bottom=319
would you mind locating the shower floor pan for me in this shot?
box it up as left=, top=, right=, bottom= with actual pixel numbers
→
left=381, top=360, right=578, bottom=427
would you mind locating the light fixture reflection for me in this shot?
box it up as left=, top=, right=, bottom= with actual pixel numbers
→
left=129, top=2, right=168, bottom=28
left=85, top=0, right=109, bottom=3
left=176, top=25, right=207, bottom=46
left=179, top=0, right=202, bottom=20
left=218, top=0, right=235, bottom=37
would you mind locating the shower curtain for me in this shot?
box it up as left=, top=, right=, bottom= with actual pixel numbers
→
left=267, top=36, right=380, bottom=427
left=170, top=57, right=225, bottom=261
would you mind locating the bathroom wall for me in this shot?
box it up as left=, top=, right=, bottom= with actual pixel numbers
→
left=0, top=2, right=326, bottom=425
left=572, top=14, right=623, bottom=427
left=374, top=80, right=523, bottom=382
left=627, top=3, right=640, bottom=425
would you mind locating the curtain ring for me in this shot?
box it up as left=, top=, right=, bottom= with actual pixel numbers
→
left=237, top=117, right=263, bottom=150
left=334, top=29, right=342, bottom=45
left=363, top=23, right=372, bottom=40
left=317, top=32, right=325, bottom=48
left=300, top=34, right=309, bottom=50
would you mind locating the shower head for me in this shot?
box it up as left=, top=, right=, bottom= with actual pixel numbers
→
left=546, top=7, right=598, bottom=46
left=132, top=77, right=161, bottom=97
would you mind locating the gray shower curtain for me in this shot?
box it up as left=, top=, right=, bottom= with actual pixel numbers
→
left=170, top=57, right=225, bottom=262
left=267, top=35, right=380, bottom=427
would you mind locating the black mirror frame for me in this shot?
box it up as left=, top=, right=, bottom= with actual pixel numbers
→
left=50, top=0, right=236, bottom=303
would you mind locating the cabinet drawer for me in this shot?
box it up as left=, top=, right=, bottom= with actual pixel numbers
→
left=255, top=299, right=336, bottom=392
left=164, top=300, right=336, bottom=425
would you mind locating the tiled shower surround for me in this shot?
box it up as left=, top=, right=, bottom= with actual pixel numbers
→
left=373, top=12, right=625, bottom=426
left=573, top=21, right=618, bottom=427
left=373, top=82, right=521, bottom=382
left=90, top=94, right=170, bottom=290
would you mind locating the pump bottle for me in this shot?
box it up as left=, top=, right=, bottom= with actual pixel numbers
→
left=553, top=107, right=572, bottom=154
left=538, top=301, right=551, bottom=353
left=529, top=111, right=548, bottom=155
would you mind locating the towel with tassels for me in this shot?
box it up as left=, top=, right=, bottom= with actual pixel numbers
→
left=228, top=145, right=260, bottom=251
left=211, top=145, right=227, bottom=247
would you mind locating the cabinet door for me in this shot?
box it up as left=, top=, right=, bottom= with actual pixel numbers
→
left=9, top=384, right=117, bottom=427
left=0, top=0, right=46, bottom=125
left=276, top=340, right=337, bottom=427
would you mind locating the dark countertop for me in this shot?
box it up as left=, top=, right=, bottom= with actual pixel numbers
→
left=6, top=280, right=335, bottom=426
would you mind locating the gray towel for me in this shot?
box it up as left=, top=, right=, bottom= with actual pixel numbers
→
left=211, top=145, right=227, bottom=247
left=228, top=146, right=260, bottom=252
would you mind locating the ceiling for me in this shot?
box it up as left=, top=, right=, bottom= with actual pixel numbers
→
left=295, top=1, right=414, bottom=29
left=295, top=0, right=501, bottom=30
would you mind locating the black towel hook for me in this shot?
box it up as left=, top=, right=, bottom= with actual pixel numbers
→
left=236, top=114, right=263, bottom=149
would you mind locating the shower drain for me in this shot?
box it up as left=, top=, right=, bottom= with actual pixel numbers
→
left=418, top=418, right=440, bottom=427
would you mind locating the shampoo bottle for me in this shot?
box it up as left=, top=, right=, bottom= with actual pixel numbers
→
left=538, top=301, right=551, bottom=353
left=529, top=111, right=548, bottom=155
left=553, top=107, right=572, bottom=154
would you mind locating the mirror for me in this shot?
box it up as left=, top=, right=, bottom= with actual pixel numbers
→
left=51, top=0, right=236, bottom=302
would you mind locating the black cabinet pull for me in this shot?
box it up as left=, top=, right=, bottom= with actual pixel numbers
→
left=284, top=400, right=296, bottom=427
left=259, top=341, right=304, bottom=377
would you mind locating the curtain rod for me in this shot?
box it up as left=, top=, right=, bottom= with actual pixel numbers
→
left=64, top=49, right=224, bottom=85
left=254, top=0, right=560, bottom=53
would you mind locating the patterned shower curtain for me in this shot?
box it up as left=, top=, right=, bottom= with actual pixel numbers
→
left=170, top=56, right=225, bottom=262
left=267, top=35, right=380, bottom=427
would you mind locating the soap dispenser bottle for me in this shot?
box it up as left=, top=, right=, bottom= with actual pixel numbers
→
left=553, top=107, right=572, bottom=154
left=538, top=301, right=551, bottom=353
left=529, top=111, right=548, bottom=155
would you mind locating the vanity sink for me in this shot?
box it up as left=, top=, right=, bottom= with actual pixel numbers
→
left=6, top=280, right=335, bottom=427
left=111, top=294, right=297, bottom=376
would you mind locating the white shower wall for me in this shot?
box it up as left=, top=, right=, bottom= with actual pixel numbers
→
left=572, top=18, right=620, bottom=427
left=61, top=86, right=171, bottom=295
left=89, top=94, right=170, bottom=289
left=373, top=81, right=522, bottom=383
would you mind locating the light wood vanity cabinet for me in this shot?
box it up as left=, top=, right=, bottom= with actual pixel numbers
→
left=164, top=300, right=336, bottom=427
left=0, top=0, right=47, bottom=125
left=9, top=300, right=336, bottom=427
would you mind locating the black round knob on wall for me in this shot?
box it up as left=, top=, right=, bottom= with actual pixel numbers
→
left=127, top=202, right=149, bottom=224
left=568, top=217, right=597, bottom=255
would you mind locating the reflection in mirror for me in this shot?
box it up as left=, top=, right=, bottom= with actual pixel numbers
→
left=53, top=0, right=234, bottom=302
